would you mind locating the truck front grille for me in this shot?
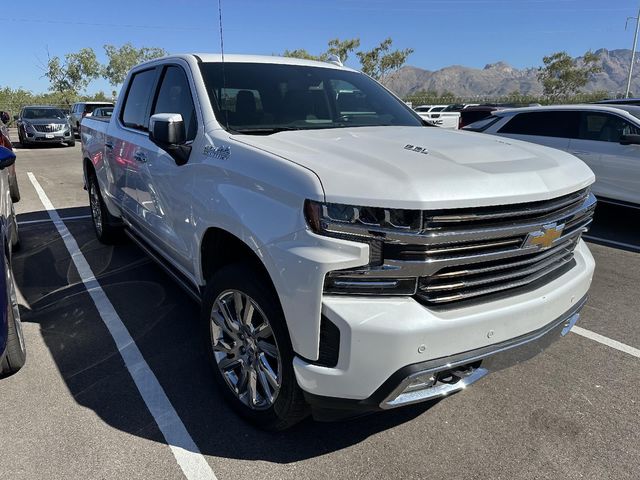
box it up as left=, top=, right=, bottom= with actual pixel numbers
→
left=325, top=188, right=596, bottom=307
left=410, top=187, right=595, bottom=305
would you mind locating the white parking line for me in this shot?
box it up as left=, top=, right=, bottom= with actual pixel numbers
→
left=27, top=172, right=217, bottom=480
left=18, top=214, right=92, bottom=226
left=572, top=326, right=640, bottom=359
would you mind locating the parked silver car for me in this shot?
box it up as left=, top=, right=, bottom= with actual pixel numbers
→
left=464, top=104, right=640, bottom=207
left=70, top=102, right=114, bottom=135
left=15, top=106, right=75, bottom=147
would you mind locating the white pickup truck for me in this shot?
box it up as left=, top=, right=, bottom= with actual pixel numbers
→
left=81, top=54, right=596, bottom=430
left=414, top=104, right=461, bottom=129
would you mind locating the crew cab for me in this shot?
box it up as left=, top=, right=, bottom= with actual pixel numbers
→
left=81, top=54, right=596, bottom=430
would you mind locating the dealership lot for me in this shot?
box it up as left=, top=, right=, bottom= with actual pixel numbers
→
left=0, top=137, right=638, bottom=479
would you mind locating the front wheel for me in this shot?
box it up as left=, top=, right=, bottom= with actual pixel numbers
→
left=67, top=138, right=76, bottom=147
left=201, top=263, right=309, bottom=430
left=0, top=251, right=26, bottom=377
left=88, top=172, right=122, bottom=244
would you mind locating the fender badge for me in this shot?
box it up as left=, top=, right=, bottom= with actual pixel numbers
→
left=204, top=144, right=231, bottom=160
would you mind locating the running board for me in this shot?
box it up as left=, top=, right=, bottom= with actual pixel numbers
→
left=124, top=230, right=202, bottom=303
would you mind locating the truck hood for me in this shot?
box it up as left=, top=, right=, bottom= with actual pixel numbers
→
left=233, top=126, right=594, bottom=209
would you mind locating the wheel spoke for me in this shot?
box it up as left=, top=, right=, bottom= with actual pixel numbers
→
left=254, top=321, right=272, bottom=339
left=242, top=302, right=255, bottom=328
left=247, top=367, right=258, bottom=407
left=258, top=353, right=280, bottom=389
left=218, top=356, right=241, bottom=373
left=219, top=299, right=240, bottom=334
left=235, top=363, right=249, bottom=395
left=257, top=339, right=278, bottom=358
left=233, top=291, right=244, bottom=322
left=257, top=368, right=274, bottom=404
left=211, top=311, right=240, bottom=341
left=211, top=338, right=234, bottom=355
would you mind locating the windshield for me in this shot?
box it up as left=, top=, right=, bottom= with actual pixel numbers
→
left=22, top=108, right=66, bottom=120
left=199, top=62, right=422, bottom=133
left=616, top=106, right=640, bottom=122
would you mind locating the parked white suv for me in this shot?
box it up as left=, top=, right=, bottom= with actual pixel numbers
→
left=70, top=102, right=114, bottom=135
left=81, top=54, right=596, bottom=429
left=467, top=104, right=640, bottom=206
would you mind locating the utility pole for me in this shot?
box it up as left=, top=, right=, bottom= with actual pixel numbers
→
left=625, top=6, right=640, bottom=98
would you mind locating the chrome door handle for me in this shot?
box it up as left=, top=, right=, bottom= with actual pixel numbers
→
left=134, top=152, right=147, bottom=163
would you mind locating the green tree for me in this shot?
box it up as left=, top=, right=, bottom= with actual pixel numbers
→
left=356, top=38, right=414, bottom=83
left=282, top=48, right=326, bottom=61
left=537, top=50, right=602, bottom=96
left=103, top=43, right=167, bottom=88
left=45, top=48, right=101, bottom=104
left=327, top=38, right=361, bottom=63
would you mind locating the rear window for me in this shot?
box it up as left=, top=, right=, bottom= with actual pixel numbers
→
left=498, top=111, right=580, bottom=138
left=121, top=69, right=157, bottom=130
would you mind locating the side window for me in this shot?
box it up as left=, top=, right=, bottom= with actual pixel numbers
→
left=153, top=66, right=197, bottom=140
left=578, top=112, right=640, bottom=142
left=121, top=69, right=157, bottom=131
left=498, top=111, right=580, bottom=138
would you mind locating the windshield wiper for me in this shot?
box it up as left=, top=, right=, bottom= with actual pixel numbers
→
left=232, top=126, right=304, bottom=135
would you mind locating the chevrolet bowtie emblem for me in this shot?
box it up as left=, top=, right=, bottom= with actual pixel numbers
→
left=524, top=223, right=564, bottom=249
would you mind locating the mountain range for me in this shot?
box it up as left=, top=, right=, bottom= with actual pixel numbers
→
left=386, top=48, right=639, bottom=98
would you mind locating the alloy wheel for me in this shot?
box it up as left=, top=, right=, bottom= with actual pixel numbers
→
left=210, top=289, right=282, bottom=410
left=90, top=181, right=103, bottom=236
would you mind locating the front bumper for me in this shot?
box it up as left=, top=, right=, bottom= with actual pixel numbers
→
left=25, top=129, right=73, bottom=143
left=294, top=240, right=595, bottom=410
left=303, top=295, right=585, bottom=416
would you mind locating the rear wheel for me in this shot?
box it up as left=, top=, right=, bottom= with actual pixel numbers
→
left=0, top=251, right=26, bottom=377
left=9, top=172, right=20, bottom=203
left=88, top=172, right=122, bottom=244
left=201, top=263, right=309, bottom=430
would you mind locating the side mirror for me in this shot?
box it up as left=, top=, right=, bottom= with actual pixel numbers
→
left=0, top=112, right=9, bottom=124
left=620, top=134, right=640, bottom=145
left=0, top=146, right=16, bottom=169
left=149, top=113, right=190, bottom=165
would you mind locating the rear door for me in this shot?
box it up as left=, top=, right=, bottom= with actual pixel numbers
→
left=496, top=110, right=579, bottom=151
left=125, top=63, right=200, bottom=274
left=106, top=67, right=159, bottom=219
left=569, top=111, right=640, bottom=203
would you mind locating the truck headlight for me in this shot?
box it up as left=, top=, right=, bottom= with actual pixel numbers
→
left=23, top=122, right=34, bottom=132
left=304, top=200, right=421, bottom=296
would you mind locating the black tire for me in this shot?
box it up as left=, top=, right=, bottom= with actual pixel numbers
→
left=9, top=173, right=20, bottom=203
left=0, top=251, right=26, bottom=377
left=18, top=130, right=29, bottom=148
left=88, top=172, right=122, bottom=244
left=201, top=262, right=309, bottom=430
left=67, top=138, right=76, bottom=147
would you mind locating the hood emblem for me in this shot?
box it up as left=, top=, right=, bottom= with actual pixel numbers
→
left=524, top=223, right=564, bottom=250
left=404, top=144, right=429, bottom=155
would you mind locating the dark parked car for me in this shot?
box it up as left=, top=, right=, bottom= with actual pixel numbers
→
left=0, top=111, right=20, bottom=202
left=15, top=106, right=75, bottom=147
left=0, top=145, right=25, bottom=377
left=459, top=105, right=501, bottom=129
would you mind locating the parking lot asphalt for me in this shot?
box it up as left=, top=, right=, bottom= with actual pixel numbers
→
left=0, top=137, right=638, bottom=480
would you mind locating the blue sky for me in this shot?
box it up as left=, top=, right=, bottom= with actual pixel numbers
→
left=3, top=0, right=640, bottom=93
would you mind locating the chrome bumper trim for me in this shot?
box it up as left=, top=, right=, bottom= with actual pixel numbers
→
left=380, top=295, right=587, bottom=409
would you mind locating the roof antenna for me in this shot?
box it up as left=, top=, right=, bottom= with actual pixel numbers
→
left=218, top=0, right=229, bottom=129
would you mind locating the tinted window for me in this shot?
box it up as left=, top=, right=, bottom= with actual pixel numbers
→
left=498, top=111, right=580, bottom=138
left=121, top=69, right=156, bottom=130
left=199, top=62, right=422, bottom=133
left=22, top=108, right=66, bottom=119
left=578, top=112, right=640, bottom=142
left=153, top=66, right=198, bottom=140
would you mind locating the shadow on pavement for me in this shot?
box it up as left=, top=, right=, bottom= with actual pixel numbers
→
left=12, top=208, right=435, bottom=463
